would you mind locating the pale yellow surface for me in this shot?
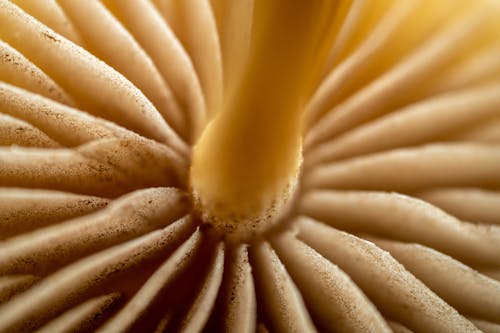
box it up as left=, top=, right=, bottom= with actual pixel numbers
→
left=190, top=1, right=337, bottom=235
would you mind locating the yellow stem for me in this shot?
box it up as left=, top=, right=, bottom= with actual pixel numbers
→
left=191, top=0, right=337, bottom=238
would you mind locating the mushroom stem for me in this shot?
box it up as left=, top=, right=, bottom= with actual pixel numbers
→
left=190, top=0, right=336, bottom=238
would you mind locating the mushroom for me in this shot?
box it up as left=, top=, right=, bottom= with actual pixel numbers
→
left=0, top=0, right=499, bottom=332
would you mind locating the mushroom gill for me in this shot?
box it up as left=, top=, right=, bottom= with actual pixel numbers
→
left=0, top=0, right=499, bottom=332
